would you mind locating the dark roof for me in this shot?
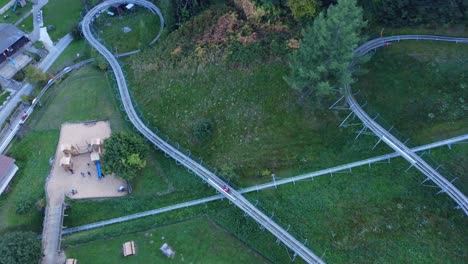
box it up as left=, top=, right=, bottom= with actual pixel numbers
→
left=0, top=23, right=26, bottom=53
left=0, top=155, right=15, bottom=180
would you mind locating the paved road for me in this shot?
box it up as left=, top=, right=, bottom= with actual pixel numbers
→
left=0, top=83, right=32, bottom=125
left=82, top=1, right=324, bottom=263
left=38, top=34, right=73, bottom=72
left=347, top=35, right=468, bottom=215
left=62, top=133, right=468, bottom=235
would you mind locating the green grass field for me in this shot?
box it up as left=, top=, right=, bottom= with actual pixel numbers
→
left=65, top=217, right=268, bottom=264
left=125, top=51, right=393, bottom=186
left=0, top=91, right=10, bottom=105
left=30, top=66, right=127, bottom=131
left=94, top=8, right=161, bottom=53
left=42, top=0, right=83, bottom=41
left=48, top=40, right=91, bottom=75
left=0, top=4, right=32, bottom=24
left=354, top=41, right=468, bottom=145
left=0, top=0, right=10, bottom=8
left=237, top=152, right=468, bottom=263
left=18, top=12, right=33, bottom=33
left=1, top=2, right=467, bottom=263
left=0, top=130, right=58, bottom=233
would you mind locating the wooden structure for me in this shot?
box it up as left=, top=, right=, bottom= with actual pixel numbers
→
left=59, top=156, right=73, bottom=171
left=160, top=243, right=175, bottom=258
left=122, top=241, right=136, bottom=256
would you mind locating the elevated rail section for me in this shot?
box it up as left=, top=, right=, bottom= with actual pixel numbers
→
left=62, top=134, right=468, bottom=235
left=82, top=1, right=324, bottom=263
left=347, top=35, right=468, bottom=215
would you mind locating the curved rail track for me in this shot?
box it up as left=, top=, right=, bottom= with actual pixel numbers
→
left=82, top=1, right=324, bottom=263
left=81, top=2, right=468, bottom=262
left=346, top=35, right=468, bottom=215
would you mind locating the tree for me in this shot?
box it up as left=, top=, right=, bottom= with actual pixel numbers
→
left=70, top=22, right=83, bottom=40
left=285, top=0, right=366, bottom=102
left=287, top=0, right=318, bottom=20
left=0, top=231, right=41, bottom=264
left=369, top=0, right=464, bottom=26
left=101, top=132, right=149, bottom=181
left=24, top=65, right=48, bottom=86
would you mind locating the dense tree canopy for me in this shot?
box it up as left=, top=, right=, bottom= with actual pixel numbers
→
left=101, top=132, right=149, bottom=181
left=0, top=231, right=41, bottom=264
left=364, top=0, right=466, bottom=26
left=285, top=0, right=366, bottom=101
left=24, top=65, right=48, bottom=87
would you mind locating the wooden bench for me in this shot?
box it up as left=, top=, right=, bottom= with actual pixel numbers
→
left=65, top=259, right=77, bottom=264
left=122, top=241, right=136, bottom=256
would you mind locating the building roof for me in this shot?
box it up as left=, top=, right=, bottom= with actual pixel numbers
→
left=0, top=155, right=15, bottom=180
left=0, top=23, right=26, bottom=53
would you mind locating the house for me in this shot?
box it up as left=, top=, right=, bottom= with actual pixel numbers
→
left=0, top=23, right=30, bottom=65
left=0, top=155, right=19, bottom=195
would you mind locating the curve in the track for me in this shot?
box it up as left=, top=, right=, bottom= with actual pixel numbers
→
left=82, top=1, right=324, bottom=263
left=347, top=35, right=468, bottom=215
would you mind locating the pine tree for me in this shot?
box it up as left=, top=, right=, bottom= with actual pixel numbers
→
left=285, top=0, right=366, bottom=101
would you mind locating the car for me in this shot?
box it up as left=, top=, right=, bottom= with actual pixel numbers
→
left=221, top=185, right=230, bottom=193
left=20, top=114, right=28, bottom=123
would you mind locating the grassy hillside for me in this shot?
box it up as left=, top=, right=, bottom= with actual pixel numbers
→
left=354, top=41, right=468, bottom=145
left=122, top=4, right=396, bottom=186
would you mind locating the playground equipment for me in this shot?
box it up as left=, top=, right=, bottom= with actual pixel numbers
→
left=12, top=0, right=26, bottom=12
left=61, top=143, right=90, bottom=156
left=59, top=156, right=73, bottom=171
left=60, top=137, right=105, bottom=180
left=90, top=138, right=103, bottom=180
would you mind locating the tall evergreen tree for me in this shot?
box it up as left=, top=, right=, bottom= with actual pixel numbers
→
left=285, top=0, right=366, bottom=101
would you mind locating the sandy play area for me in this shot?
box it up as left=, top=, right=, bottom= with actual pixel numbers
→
left=47, top=121, right=126, bottom=205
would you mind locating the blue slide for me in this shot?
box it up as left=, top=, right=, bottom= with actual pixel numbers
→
left=95, top=161, right=103, bottom=180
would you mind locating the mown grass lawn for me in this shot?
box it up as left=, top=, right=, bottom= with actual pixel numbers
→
left=65, top=217, right=269, bottom=264
left=0, top=130, right=58, bottom=233
left=0, top=4, right=32, bottom=24
left=94, top=7, right=161, bottom=53
left=48, top=40, right=91, bottom=75
left=42, top=0, right=83, bottom=41
left=18, top=12, right=33, bottom=33
left=30, top=65, right=127, bottom=131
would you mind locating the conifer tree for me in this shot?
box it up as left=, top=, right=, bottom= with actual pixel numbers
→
left=285, top=0, right=366, bottom=101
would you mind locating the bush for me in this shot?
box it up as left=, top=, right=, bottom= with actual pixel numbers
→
left=101, top=132, right=149, bottom=181
left=190, top=118, right=214, bottom=144
left=0, top=231, right=41, bottom=264
left=12, top=70, right=25, bottom=82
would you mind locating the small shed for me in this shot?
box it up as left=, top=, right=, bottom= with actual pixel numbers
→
left=122, top=241, right=136, bottom=256
left=160, top=243, right=175, bottom=258
left=0, top=155, right=18, bottom=195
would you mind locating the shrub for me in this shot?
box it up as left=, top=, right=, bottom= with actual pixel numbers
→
left=190, top=118, right=214, bottom=144
left=0, top=231, right=41, bottom=264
